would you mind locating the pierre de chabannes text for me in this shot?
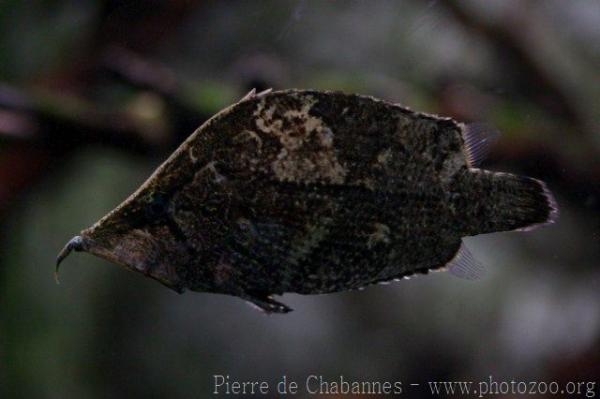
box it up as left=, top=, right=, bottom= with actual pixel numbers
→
left=213, top=374, right=598, bottom=397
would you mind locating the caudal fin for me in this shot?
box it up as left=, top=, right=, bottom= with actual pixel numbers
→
left=463, top=171, right=559, bottom=234
left=512, top=176, right=559, bottom=231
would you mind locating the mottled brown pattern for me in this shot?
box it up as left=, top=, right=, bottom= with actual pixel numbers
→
left=56, top=90, right=557, bottom=313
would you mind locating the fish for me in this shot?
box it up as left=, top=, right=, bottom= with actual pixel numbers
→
left=56, top=89, right=558, bottom=313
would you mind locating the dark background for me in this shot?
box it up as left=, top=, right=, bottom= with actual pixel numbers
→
left=0, top=1, right=598, bottom=398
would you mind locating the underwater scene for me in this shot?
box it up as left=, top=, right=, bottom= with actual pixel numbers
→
left=0, top=1, right=598, bottom=398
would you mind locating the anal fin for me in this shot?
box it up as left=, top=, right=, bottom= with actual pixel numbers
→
left=447, top=241, right=486, bottom=280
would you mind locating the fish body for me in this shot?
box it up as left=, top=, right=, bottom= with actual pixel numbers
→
left=57, top=90, right=557, bottom=313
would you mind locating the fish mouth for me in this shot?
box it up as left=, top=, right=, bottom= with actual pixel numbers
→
left=55, top=231, right=185, bottom=294
left=55, top=235, right=87, bottom=283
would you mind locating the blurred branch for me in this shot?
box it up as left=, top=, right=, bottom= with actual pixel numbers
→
left=0, top=46, right=218, bottom=214
left=101, top=46, right=179, bottom=97
left=440, top=1, right=586, bottom=133
left=0, top=83, right=154, bottom=214
left=99, top=46, right=210, bottom=136
left=0, top=83, right=162, bottom=152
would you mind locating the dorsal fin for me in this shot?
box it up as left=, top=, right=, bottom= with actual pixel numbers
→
left=462, top=122, right=500, bottom=167
left=447, top=242, right=486, bottom=280
left=239, top=88, right=273, bottom=102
